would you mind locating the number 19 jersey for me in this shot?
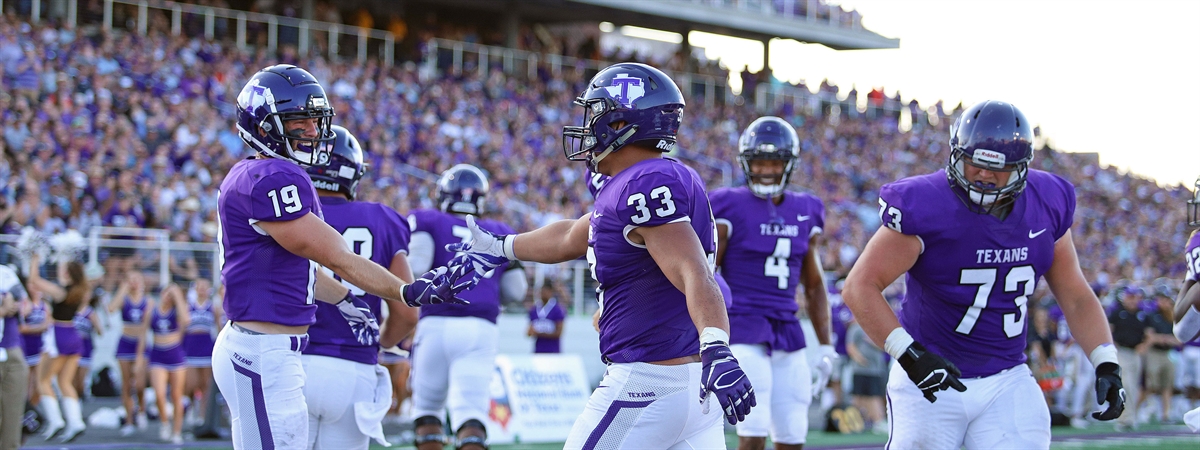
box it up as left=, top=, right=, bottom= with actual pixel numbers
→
left=590, top=157, right=715, bottom=364
left=218, top=157, right=323, bottom=326
left=878, top=169, right=1075, bottom=378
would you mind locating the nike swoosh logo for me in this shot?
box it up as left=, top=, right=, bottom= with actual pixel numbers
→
left=1028, top=229, right=1047, bottom=238
left=797, top=215, right=811, bottom=222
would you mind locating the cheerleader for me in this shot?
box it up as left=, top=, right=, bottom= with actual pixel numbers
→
left=26, top=253, right=89, bottom=442
left=149, top=284, right=189, bottom=444
left=72, top=296, right=103, bottom=399
left=18, top=288, right=47, bottom=409
left=183, top=278, right=221, bottom=426
left=107, top=273, right=152, bottom=435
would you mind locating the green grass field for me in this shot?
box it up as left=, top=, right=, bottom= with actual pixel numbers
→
left=358, top=423, right=1199, bottom=449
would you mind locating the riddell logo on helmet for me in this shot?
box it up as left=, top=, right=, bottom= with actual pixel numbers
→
left=656, top=140, right=675, bottom=151
left=972, top=149, right=1006, bottom=166
left=312, top=180, right=339, bottom=191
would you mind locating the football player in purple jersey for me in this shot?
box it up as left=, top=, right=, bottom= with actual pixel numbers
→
left=300, top=125, right=420, bottom=448
left=406, top=164, right=528, bottom=450
left=212, top=65, right=479, bottom=449
left=843, top=100, right=1125, bottom=448
left=710, top=116, right=833, bottom=450
left=1176, top=178, right=1200, bottom=432
left=453, top=62, right=755, bottom=449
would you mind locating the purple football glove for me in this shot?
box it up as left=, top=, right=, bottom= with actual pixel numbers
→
left=700, top=342, right=756, bottom=425
left=445, top=215, right=511, bottom=275
left=400, top=255, right=479, bottom=307
left=336, top=292, right=380, bottom=346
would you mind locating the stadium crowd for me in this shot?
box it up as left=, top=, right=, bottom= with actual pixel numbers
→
left=0, top=5, right=1197, bottom=443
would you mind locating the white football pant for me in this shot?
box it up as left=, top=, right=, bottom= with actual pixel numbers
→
left=301, top=354, right=392, bottom=449
left=212, top=326, right=310, bottom=450
left=729, top=344, right=812, bottom=444
left=564, top=362, right=723, bottom=450
left=886, top=363, right=1050, bottom=449
left=410, top=316, right=498, bottom=431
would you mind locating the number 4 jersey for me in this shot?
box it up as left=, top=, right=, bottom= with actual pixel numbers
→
left=218, top=157, right=323, bottom=326
left=591, top=157, right=715, bottom=364
left=878, top=168, right=1075, bottom=378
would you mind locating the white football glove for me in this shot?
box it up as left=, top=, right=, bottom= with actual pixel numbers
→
left=811, top=344, right=837, bottom=400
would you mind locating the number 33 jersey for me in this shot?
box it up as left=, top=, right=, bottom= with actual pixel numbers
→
left=710, top=186, right=825, bottom=317
left=591, top=158, right=715, bottom=364
left=218, top=157, right=324, bottom=326
left=878, top=168, right=1075, bottom=378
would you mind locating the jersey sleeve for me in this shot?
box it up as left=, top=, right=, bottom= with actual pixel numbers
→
left=877, top=180, right=927, bottom=236
left=380, top=206, right=411, bottom=257
left=708, top=188, right=733, bottom=221
left=1045, top=173, right=1077, bottom=241
left=615, top=172, right=694, bottom=227
left=810, top=194, right=827, bottom=237
left=408, top=209, right=436, bottom=234
left=249, top=171, right=318, bottom=222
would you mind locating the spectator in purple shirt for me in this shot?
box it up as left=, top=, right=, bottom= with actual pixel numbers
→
left=526, top=280, right=566, bottom=354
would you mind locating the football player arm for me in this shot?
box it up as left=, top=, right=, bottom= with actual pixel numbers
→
left=1044, top=229, right=1115, bottom=359
left=841, top=226, right=920, bottom=348
left=257, top=212, right=405, bottom=302
left=510, top=214, right=591, bottom=263
left=800, top=234, right=832, bottom=346
left=1174, top=279, right=1200, bottom=342
left=381, top=252, right=418, bottom=349
left=636, top=222, right=729, bottom=335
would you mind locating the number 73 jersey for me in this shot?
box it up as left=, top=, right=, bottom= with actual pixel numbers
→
left=709, top=186, right=825, bottom=317
left=877, top=169, right=1076, bottom=378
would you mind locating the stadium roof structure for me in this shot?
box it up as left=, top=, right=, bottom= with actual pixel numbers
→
left=397, top=0, right=899, bottom=51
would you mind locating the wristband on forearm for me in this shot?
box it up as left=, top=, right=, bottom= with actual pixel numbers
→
left=1089, top=343, right=1119, bottom=369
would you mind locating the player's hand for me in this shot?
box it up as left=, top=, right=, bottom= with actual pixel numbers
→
left=699, top=343, right=756, bottom=425
left=897, top=341, right=967, bottom=403
left=810, top=344, right=837, bottom=400
left=336, top=293, right=380, bottom=346
left=1091, top=362, right=1126, bottom=421
left=400, top=255, right=478, bottom=307
left=445, top=215, right=511, bottom=274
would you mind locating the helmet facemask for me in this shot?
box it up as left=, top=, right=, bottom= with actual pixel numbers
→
left=739, top=149, right=796, bottom=198
left=263, top=95, right=336, bottom=167
left=563, top=96, right=639, bottom=171
left=947, top=148, right=1029, bottom=214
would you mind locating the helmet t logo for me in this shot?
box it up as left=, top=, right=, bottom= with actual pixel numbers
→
left=604, top=74, right=645, bottom=108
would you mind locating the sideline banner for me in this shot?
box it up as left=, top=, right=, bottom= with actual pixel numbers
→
left=485, top=353, right=592, bottom=444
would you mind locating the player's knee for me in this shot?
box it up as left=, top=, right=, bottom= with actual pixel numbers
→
left=455, top=419, right=487, bottom=450
left=414, top=415, right=448, bottom=448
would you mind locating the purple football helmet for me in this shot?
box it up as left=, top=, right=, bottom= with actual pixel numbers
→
left=738, top=116, right=800, bottom=198
left=437, top=164, right=489, bottom=216
left=947, top=100, right=1034, bottom=214
left=236, top=64, right=336, bottom=167
left=307, top=125, right=366, bottom=200
left=562, top=62, right=684, bottom=171
left=1188, top=177, right=1200, bottom=227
